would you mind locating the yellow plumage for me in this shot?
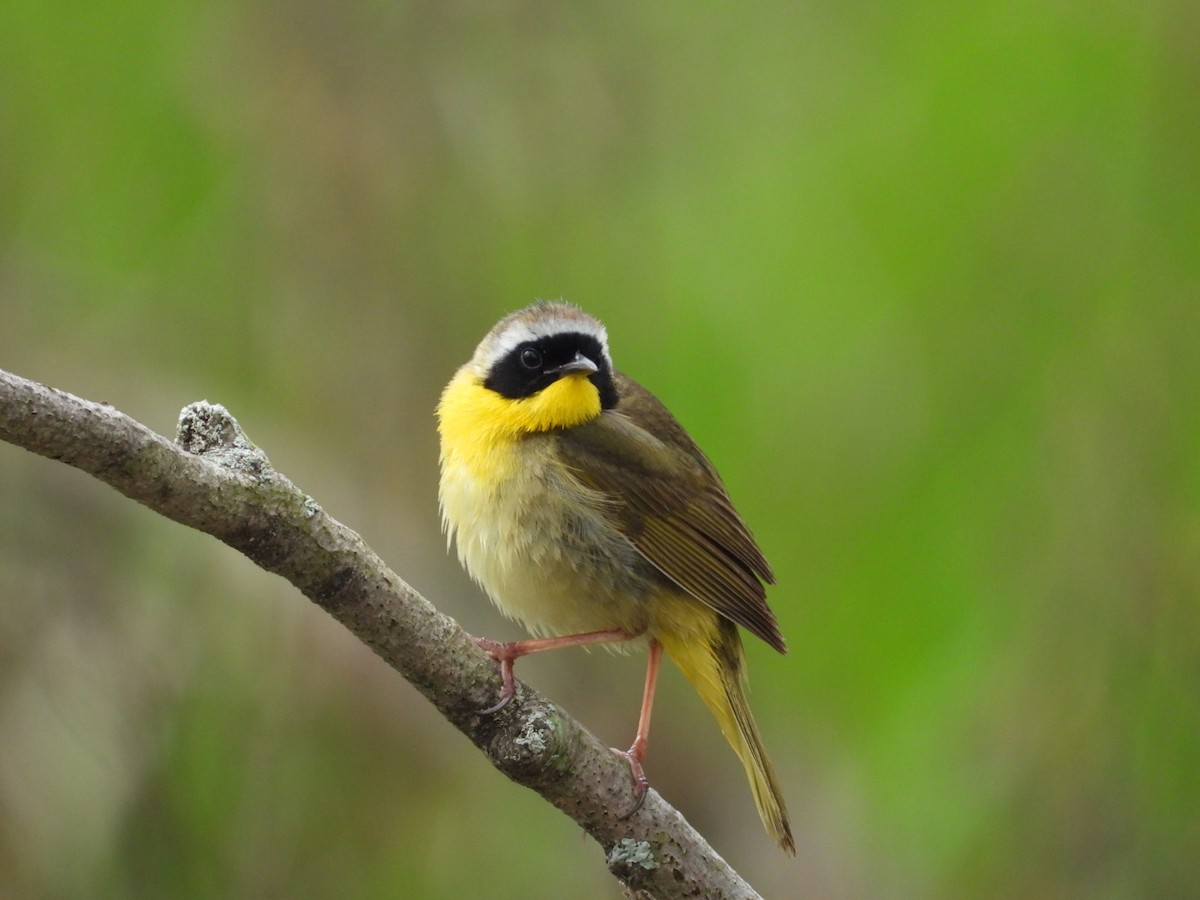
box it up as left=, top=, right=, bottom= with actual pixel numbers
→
left=652, top=597, right=792, bottom=852
left=437, top=301, right=793, bottom=853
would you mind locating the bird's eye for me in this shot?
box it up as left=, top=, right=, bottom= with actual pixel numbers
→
left=519, top=347, right=543, bottom=370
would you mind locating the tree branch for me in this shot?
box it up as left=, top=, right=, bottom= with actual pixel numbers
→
left=0, top=367, right=762, bottom=900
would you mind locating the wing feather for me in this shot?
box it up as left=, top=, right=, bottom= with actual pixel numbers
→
left=555, top=372, right=786, bottom=653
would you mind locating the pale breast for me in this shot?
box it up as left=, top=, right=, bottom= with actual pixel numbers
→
left=439, top=434, right=657, bottom=638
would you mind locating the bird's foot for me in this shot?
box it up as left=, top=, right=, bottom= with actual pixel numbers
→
left=613, top=736, right=651, bottom=818
left=473, top=637, right=519, bottom=714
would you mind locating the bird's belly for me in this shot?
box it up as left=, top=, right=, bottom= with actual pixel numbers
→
left=439, top=447, right=656, bottom=638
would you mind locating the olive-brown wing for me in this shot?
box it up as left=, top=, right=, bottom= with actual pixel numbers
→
left=555, top=373, right=785, bottom=653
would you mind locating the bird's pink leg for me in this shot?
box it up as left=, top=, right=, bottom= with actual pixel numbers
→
left=616, top=637, right=663, bottom=815
left=473, top=628, right=637, bottom=714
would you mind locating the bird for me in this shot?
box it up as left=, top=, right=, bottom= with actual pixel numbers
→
left=436, top=300, right=793, bottom=853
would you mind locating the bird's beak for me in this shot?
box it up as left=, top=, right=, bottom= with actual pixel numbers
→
left=548, top=352, right=599, bottom=377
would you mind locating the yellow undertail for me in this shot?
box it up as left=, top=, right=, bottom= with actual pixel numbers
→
left=654, top=604, right=795, bottom=854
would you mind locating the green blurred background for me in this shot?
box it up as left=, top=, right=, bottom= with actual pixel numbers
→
left=2, top=2, right=1198, bottom=897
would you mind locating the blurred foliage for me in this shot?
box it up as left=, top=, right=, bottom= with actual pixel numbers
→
left=1, top=1, right=1198, bottom=897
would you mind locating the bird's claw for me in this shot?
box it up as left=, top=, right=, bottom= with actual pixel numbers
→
left=612, top=742, right=651, bottom=819
left=473, top=636, right=518, bottom=714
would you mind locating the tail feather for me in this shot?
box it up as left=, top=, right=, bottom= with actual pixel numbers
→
left=656, top=615, right=794, bottom=854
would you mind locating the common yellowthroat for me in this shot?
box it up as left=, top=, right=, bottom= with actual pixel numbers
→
left=437, top=301, right=793, bottom=853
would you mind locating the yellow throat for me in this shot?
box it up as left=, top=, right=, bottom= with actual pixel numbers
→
left=437, top=367, right=602, bottom=475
